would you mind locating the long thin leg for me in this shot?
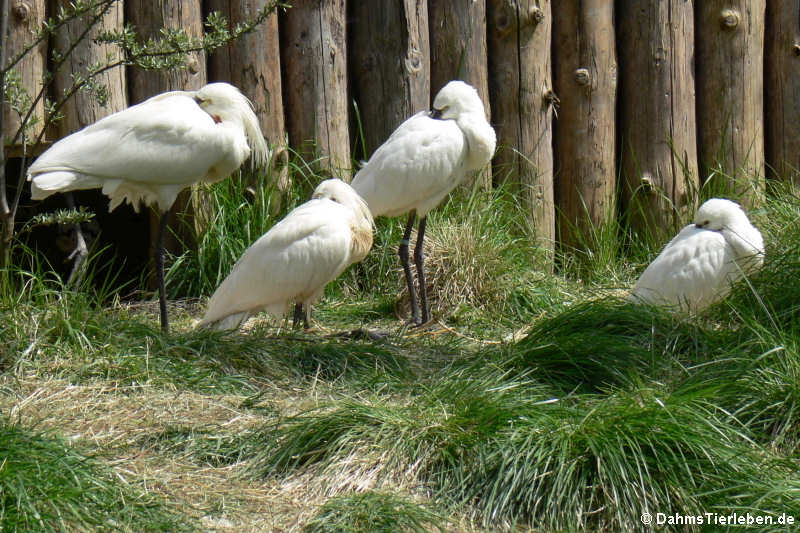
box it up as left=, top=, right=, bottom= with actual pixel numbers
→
left=64, top=193, right=88, bottom=287
left=293, top=302, right=304, bottom=329
left=399, top=210, right=419, bottom=325
left=154, top=210, right=170, bottom=333
left=413, top=215, right=429, bottom=325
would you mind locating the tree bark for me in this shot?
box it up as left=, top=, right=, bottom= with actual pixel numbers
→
left=281, top=0, right=350, bottom=180
left=552, top=0, right=617, bottom=251
left=125, top=0, right=207, bottom=276
left=350, top=0, right=429, bottom=159
left=429, top=0, right=490, bottom=190
left=618, top=0, right=698, bottom=239
left=207, top=0, right=289, bottom=211
left=52, top=0, right=127, bottom=136
left=3, top=0, right=46, bottom=149
left=765, top=0, right=800, bottom=185
left=488, top=0, right=555, bottom=254
left=695, top=1, right=765, bottom=207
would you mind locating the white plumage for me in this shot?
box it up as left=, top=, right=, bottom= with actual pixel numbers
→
left=26, top=82, right=269, bottom=332
left=198, top=179, right=374, bottom=331
left=631, top=198, right=764, bottom=311
left=351, top=80, right=496, bottom=325
left=28, top=82, right=268, bottom=211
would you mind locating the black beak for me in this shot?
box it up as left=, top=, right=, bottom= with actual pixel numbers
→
left=193, top=95, right=204, bottom=105
left=430, top=108, right=443, bottom=119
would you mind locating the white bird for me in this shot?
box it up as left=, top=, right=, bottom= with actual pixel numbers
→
left=197, top=179, right=374, bottom=331
left=631, top=198, right=764, bottom=312
left=27, top=82, right=269, bottom=333
left=351, top=80, right=496, bottom=326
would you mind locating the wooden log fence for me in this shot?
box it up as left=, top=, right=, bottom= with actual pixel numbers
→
left=3, top=0, right=800, bottom=261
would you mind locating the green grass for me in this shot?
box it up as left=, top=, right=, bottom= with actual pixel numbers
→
left=2, top=164, right=800, bottom=531
left=303, top=491, right=446, bottom=533
left=0, top=421, right=191, bottom=532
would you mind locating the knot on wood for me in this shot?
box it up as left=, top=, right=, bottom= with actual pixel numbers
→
left=528, top=6, right=544, bottom=26
left=186, top=56, right=201, bottom=75
left=640, top=173, right=654, bottom=193
left=793, top=43, right=800, bottom=57
left=13, top=1, right=30, bottom=21
left=574, top=68, right=591, bottom=86
left=544, top=89, right=560, bottom=107
left=720, top=8, right=740, bottom=30
left=494, top=10, right=513, bottom=36
left=405, top=49, right=423, bottom=74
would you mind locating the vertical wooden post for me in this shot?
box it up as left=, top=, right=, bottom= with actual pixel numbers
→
left=52, top=0, right=127, bottom=136
left=695, top=1, right=765, bottom=206
left=618, top=0, right=698, bottom=239
left=3, top=0, right=46, bottom=148
left=125, top=0, right=207, bottom=273
left=552, top=0, right=617, bottom=250
left=207, top=0, right=289, bottom=210
left=350, top=0, right=429, bottom=159
left=488, top=0, right=555, bottom=254
left=765, top=0, right=800, bottom=186
left=281, top=0, right=350, bottom=180
left=429, top=0, right=490, bottom=190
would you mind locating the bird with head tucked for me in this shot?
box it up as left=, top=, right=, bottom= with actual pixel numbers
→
left=631, top=198, right=764, bottom=312
left=27, top=82, right=269, bottom=332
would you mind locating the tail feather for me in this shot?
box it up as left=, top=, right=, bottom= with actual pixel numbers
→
left=29, top=171, right=103, bottom=200
left=196, top=311, right=250, bottom=331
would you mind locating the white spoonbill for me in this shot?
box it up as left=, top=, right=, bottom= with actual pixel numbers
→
left=197, top=179, right=374, bottom=331
left=27, top=82, right=269, bottom=333
left=631, top=198, right=764, bottom=312
left=351, top=80, right=496, bottom=326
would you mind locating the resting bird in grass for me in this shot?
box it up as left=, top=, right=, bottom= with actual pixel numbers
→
left=351, top=80, right=496, bottom=326
left=197, top=179, right=374, bottom=331
left=631, top=198, right=764, bottom=312
left=27, top=82, right=269, bottom=333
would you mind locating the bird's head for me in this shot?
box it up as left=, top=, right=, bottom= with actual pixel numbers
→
left=693, top=198, right=749, bottom=231
left=193, top=83, right=269, bottom=169
left=431, top=80, right=487, bottom=121
left=312, top=179, right=374, bottom=228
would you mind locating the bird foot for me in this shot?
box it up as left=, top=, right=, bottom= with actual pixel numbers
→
left=409, top=316, right=436, bottom=330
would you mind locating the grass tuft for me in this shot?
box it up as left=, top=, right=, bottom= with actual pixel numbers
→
left=0, top=420, right=191, bottom=532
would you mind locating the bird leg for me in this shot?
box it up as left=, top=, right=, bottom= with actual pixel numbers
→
left=413, top=215, right=430, bottom=326
left=399, top=210, right=420, bottom=325
left=64, top=193, right=89, bottom=287
left=293, top=302, right=305, bottom=329
left=154, top=210, right=170, bottom=334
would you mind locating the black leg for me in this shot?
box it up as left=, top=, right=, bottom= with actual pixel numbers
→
left=154, top=210, right=170, bottom=334
left=399, top=210, right=420, bottom=325
left=413, top=215, right=429, bottom=325
left=64, top=193, right=88, bottom=287
left=293, top=302, right=304, bottom=329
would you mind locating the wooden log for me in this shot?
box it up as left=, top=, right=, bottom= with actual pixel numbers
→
left=281, top=0, right=350, bottom=180
left=51, top=0, right=127, bottom=136
left=552, top=0, right=616, bottom=250
left=488, top=0, right=555, bottom=253
left=3, top=0, right=46, bottom=150
left=618, top=0, right=698, bottom=239
left=207, top=0, right=289, bottom=211
left=430, top=0, right=491, bottom=190
left=350, top=0, right=429, bottom=159
left=765, top=1, right=800, bottom=185
left=695, top=1, right=765, bottom=206
left=125, top=0, right=207, bottom=268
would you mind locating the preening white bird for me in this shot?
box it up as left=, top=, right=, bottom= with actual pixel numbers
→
left=197, top=179, right=374, bottom=331
left=27, top=82, right=269, bottom=333
left=351, top=80, right=496, bottom=326
left=631, top=198, right=764, bottom=312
